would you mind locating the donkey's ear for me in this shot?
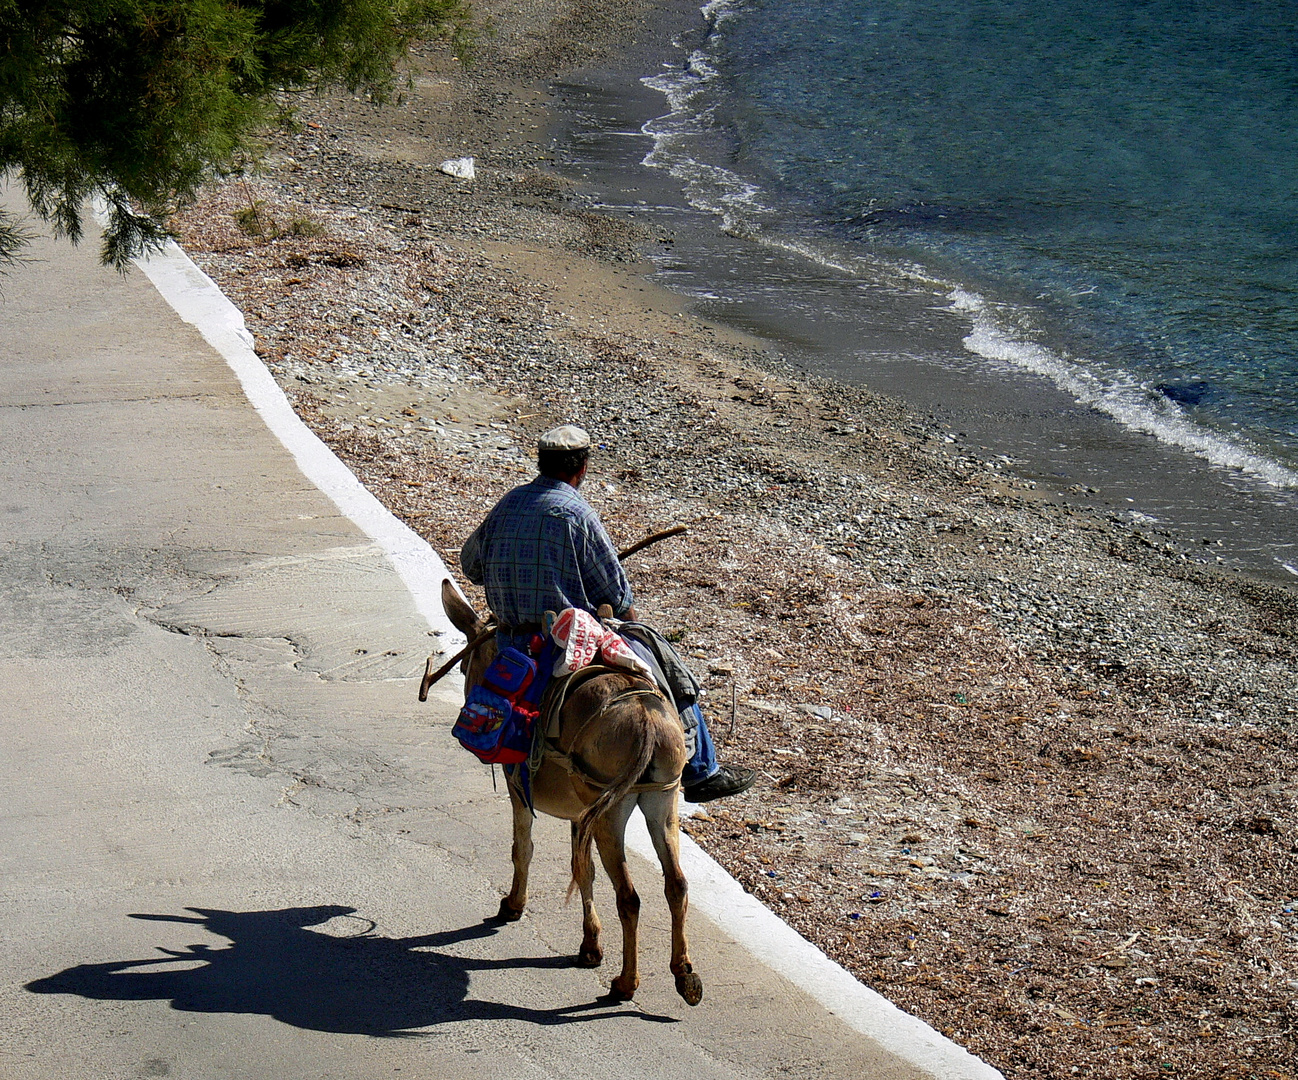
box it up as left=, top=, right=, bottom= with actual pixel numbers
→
left=441, top=579, right=485, bottom=636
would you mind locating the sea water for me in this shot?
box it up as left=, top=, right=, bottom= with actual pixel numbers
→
left=556, top=0, right=1298, bottom=578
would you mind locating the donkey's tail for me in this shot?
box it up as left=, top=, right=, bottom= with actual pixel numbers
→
left=568, top=700, right=665, bottom=901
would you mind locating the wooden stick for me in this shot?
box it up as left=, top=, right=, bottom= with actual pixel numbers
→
left=418, top=626, right=494, bottom=701
left=618, top=524, right=687, bottom=561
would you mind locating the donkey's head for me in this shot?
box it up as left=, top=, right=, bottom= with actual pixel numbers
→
left=440, top=579, right=497, bottom=694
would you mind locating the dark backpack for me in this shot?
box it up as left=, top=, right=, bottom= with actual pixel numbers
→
left=616, top=622, right=702, bottom=708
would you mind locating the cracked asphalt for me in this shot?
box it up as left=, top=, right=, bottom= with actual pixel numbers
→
left=0, top=193, right=940, bottom=1078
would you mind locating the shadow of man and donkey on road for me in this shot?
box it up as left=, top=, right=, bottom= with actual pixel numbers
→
left=26, top=905, right=679, bottom=1035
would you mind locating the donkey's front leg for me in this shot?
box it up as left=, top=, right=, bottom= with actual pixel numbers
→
left=570, top=821, right=603, bottom=967
left=642, top=789, right=702, bottom=1005
left=592, top=800, right=640, bottom=1000
left=499, top=780, right=533, bottom=921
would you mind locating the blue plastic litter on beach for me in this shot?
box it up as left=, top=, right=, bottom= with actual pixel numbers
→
left=766, top=870, right=778, bottom=877
left=868, top=891, right=886, bottom=902
left=849, top=912, right=862, bottom=919
left=901, top=847, right=911, bottom=855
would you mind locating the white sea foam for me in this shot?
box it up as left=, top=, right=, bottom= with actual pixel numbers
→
left=745, top=232, right=859, bottom=274
left=642, top=42, right=770, bottom=232
left=700, top=0, right=743, bottom=25
left=644, top=39, right=872, bottom=262
left=949, top=289, right=1298, bottom=490
left=638, top=3, right=776, bottom=233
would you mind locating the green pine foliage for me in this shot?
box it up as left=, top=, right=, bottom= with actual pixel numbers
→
left=0, top=0, right=471, bottom=269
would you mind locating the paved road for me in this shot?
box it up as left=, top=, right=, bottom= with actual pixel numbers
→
left=0, top=198, right=958, bottom=1080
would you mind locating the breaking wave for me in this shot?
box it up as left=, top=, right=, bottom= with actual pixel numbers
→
left=948, top=289, right=1298, bottom=490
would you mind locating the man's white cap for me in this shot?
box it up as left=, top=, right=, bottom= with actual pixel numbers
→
left=537, top=424, right=591, bottom=451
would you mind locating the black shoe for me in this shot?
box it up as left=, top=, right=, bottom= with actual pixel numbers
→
left=683, top=764, right=756, bottom=803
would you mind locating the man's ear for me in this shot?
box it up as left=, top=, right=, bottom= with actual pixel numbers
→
left=572, top=461, right=589, bottom=488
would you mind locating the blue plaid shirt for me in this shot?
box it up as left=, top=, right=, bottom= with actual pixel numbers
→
left=460, top=476, right=633, bottom=628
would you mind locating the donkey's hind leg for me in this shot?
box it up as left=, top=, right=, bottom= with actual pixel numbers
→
left=499, top=780, right=533, bottom=921
left=641, top=788, right=703, bottom=1006
left=591, top=798, right=640, bottom=1001
left=571, top=821, right=603, bottom=967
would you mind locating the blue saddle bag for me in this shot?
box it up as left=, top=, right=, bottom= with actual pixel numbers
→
left=453, top=647, right=539, bottom=765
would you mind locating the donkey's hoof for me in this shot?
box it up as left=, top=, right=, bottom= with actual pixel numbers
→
left=675, top=971, right=704, bottom=1006
left=497, top=898, right=525, bottom=922
left=608, top=976, right=638, bottom=1002
left=576, top=946, right=603, bottom=968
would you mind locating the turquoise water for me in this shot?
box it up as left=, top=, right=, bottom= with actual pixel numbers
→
left=641, top=0, right=1298, bottom=489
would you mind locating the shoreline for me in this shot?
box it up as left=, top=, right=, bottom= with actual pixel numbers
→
left=549, top=15, right=1298, bottom=587
left=170, top=2, right=1298, bottom=1077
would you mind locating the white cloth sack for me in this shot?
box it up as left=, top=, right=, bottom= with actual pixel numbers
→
left=550, top=608, right=653, bottom=679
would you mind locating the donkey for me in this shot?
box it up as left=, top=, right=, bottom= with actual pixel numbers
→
left=440, top=580, right=702, bottom=1006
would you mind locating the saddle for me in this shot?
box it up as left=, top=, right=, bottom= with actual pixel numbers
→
left=525, top=664, right=677, bottom=794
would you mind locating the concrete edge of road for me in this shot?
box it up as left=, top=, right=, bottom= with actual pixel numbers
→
left=131, top=234, right=1005, bottom=1080
left=115, top=220, right=463, bottom=653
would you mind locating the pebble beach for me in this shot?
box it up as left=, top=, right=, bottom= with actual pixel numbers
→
left=170, top=2, right=1298, bottom=1076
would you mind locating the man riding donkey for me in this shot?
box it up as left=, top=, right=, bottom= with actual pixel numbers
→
left=460, top=424, right=755, bottom=804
